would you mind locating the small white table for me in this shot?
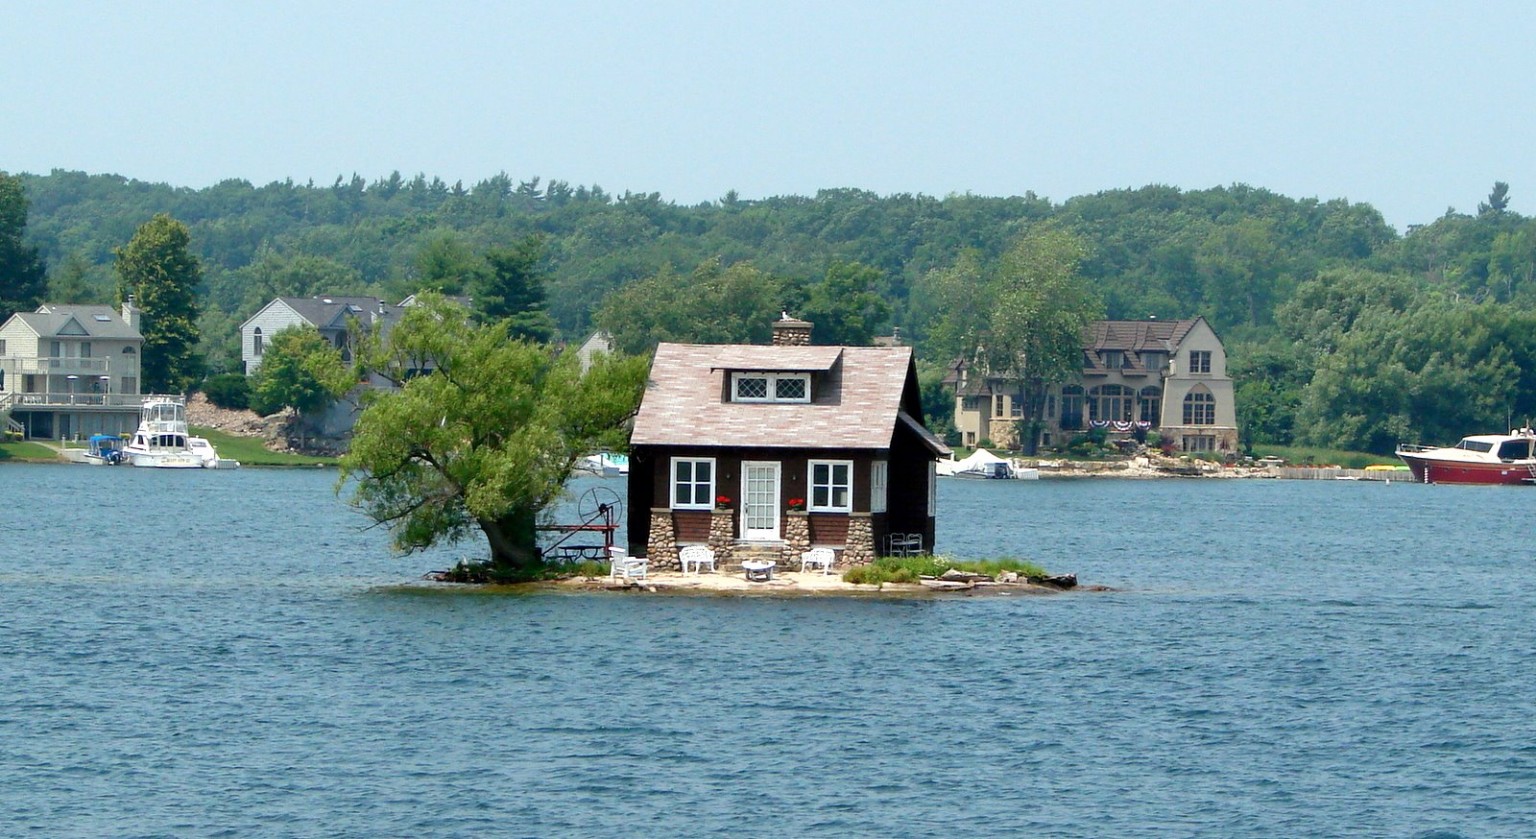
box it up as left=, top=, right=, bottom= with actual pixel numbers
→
left=741, top=560, right=775, bottom=582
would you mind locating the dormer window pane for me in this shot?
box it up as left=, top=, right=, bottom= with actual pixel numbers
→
left=732, top=372, right=810, bottom=403
left=737, top=376, right=769, bottom=400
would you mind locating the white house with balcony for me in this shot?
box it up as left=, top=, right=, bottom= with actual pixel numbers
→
left=0, top=299, right=146, bottom=440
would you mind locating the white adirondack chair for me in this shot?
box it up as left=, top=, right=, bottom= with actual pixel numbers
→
left=609, top=546, right=648, bottom=581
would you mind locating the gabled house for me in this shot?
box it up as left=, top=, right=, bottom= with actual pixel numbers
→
left=239, top=295, right=402, bottom=375
left=0, top=300, right=145, bottom=439
left=949, top=316, right=1238, bottom=453
left=628, top=316, right=950, bottom=571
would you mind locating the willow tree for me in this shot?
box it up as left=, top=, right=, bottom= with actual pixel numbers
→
left=925, top=228, right=1102, bottom=454
left=340, top=295, right=648, bottom=578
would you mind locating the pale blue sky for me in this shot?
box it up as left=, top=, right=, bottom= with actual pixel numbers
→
left=7, top=2, right=1534, bottom=229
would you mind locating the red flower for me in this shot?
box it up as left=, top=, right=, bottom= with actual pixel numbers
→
left=715, top=495, right=731, bottom=506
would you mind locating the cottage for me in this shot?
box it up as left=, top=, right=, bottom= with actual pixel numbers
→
left=950, top=317, right=1238, bottom=453
left=0, top=300, right=145, bottom=440
left=627, top=317, right=950, bottom=572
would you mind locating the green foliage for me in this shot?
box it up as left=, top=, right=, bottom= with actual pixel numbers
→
left=0, top=172, right=48, bottom=324
left=0, top=439, right=58, bottom=460
left=247, top=326, right=352, bottom=417
left=202, top=372, right=251, bottom=410
left=923, top=228, right=1103, bottom=454
left=799, top=260, right=891, bottom=345
left=22, top=169, right=1536, bottom=453
left=593, top=259, right=783, bottom=354
left=115, top=214, right=203, bottom=392
left=476, top=235, right=556, bottom=342
left=340, top=295, right=650, bottom=574
left=842, top=555, right=1047, bottom=586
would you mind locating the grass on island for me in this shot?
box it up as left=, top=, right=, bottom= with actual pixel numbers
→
left=0, top=439, right=62, bottom=462
left=843, top=555, right=1046, bottom=586
left=189, top=427, right=337, bottom=467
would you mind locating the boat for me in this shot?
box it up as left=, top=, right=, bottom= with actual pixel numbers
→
left=576, top=452, right=629, bottom=477
left=83, top=434, right=125, bottom=466
left=190, top=436, right=240, bottom=469
left=122, top=396, right=216, bottom=469
left=942, top=448, right=1040, bottom=480
left=1395, top=428, right=1536, bottom=485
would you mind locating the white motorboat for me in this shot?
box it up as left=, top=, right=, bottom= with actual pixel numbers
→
left=190, top=436, right=240, bottom=469
left=123, top=396, right=219, bottom=469
left=83, top=434, right=125, bottom=466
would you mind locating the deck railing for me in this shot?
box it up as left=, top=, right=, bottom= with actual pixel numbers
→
left=1, top=392, right=148, bottom=408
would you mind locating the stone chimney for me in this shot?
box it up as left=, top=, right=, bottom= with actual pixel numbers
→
left=122, top=294, right=140, bottom=332
left=771, top=312, right=813, bottom=346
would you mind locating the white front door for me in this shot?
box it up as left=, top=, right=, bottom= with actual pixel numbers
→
left=741, top=461, right=781, bottom=541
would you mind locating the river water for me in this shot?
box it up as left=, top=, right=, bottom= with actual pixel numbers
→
left=2, top=465, right=1533, bottom=837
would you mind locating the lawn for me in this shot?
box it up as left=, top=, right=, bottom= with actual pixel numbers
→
left=0, top=439, right=62, bottom=462
left=189, top=427, right=337, bottom=467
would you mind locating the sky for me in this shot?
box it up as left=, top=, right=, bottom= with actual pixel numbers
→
left=7, top=1, right=1536, bottom=230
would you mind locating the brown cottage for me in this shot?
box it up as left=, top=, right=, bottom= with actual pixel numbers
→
left=627, top=317, right=950, bottom=572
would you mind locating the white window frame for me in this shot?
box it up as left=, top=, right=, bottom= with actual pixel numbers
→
left=1189, top=350, right=1211, bottom=374
left=808, top=459, right=853, bottom=513
left=870, top=461, right=888, bottom=513
left=670, top=457, right=717, bottom=510
left=732, top=371, right=811, bottom=403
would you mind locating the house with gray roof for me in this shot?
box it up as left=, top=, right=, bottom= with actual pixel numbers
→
left=0, top=300, right=146, bottom=439
left=948, top=316, right=1238, bottom=454
left=628, top=316, right=950, bottom=572
left=239, top=295, right=402, bottom=375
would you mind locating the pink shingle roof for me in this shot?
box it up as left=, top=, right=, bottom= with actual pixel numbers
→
left=632, top=343, right=917, bottom=449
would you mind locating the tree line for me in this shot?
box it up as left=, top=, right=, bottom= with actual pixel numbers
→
left=7, top=169, right=1536, bottom=453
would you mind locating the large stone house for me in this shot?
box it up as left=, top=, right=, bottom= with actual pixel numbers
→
left=0, top=300, right=145, bottom=440
left=627, top=316, right=950, bottom=571
left=949, top=317, right=1238, bottom=453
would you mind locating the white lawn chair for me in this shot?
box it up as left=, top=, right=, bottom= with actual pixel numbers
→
left=609, top=545, right=648, bottom=581
left=800, top=547, right=836, bottom=575
left=679, top=545, right=717, bottom=575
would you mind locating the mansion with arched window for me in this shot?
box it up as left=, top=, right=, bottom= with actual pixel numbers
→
left=947, top=317, right=1239, bottom=454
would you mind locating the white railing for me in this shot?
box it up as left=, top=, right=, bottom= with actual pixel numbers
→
left=2, top=392, right=148, bottom=408
left=4, top=357, right=114, bottom=375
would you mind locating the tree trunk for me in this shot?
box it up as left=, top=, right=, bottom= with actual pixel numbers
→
left=479, top=508, right=541, bottom=573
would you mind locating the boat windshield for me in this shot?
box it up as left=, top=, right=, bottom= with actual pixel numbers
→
left=1498, top=439, right=1533, bottom=460
left=1455, top=439, right=1494, bottom=453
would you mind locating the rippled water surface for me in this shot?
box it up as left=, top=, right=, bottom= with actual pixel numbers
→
left=3, top=465, right=1534, bottom=837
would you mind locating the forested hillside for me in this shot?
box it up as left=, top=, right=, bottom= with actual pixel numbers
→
left=9, top=168, right=1536, bottom=454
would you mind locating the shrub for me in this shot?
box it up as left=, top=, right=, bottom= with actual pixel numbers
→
left=202, top=373, right=250, bottom=410
left=842, top=554, right=1047, bottom=586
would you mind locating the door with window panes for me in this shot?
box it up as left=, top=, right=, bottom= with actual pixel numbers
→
left=740, top=461, right=781, bottom=541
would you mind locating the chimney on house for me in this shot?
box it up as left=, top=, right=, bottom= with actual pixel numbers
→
left=122, top=294, right=140, bottom=332
left=771, top=312, right=813, bottom=346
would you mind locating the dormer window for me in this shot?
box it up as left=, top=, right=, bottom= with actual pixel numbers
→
left=732, top=372, right=810, bottom=403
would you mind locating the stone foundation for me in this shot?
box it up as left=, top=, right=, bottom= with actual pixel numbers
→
left=843, top=513, right=875, bottom=566
left=707, top=509, right=736, bottom=566
left=779, top=511, right=812, bottom=567
left=647, top=509, right=679, bottom=571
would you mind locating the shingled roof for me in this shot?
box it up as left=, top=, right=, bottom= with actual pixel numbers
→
left=632, top=342, right=942, bottom=451
left=13, top=305, right=142, bottom=340
left=1086, top=318, right=1200, bottom=352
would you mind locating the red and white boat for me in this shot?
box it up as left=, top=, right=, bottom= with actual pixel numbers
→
left=1396, top=428, right=1536, bottom=485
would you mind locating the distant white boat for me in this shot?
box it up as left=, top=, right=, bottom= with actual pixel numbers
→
left=577, top=452, right=629, bottom=477
left=942, top=448, right=1039, bottom=480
